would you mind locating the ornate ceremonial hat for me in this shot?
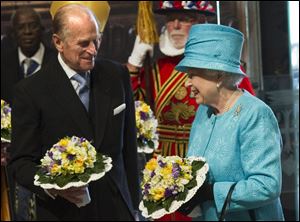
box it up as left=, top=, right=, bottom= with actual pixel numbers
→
left=50, top=1, right=110, bottom=32
left=154, top=1, right=215, bottom=16
left=176, top=24, right=246, bottom=76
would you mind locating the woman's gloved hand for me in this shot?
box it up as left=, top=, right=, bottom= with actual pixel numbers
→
left=177, top=181, right=214, bottom=215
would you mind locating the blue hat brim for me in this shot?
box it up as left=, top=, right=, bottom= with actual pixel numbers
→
left=175, top=57, right=246, bottom=76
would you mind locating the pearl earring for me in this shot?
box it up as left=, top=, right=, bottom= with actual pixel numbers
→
left=216, top=82, right=221, bottom=89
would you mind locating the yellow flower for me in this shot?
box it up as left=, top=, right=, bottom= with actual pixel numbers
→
left=161, top=164, right=172, bottom=178
left=59, top=138, right=69, bottom=147
left=175, top=158, right=183, bottom=165
left=141, top=103, right=150, bottom=113
left=145, top=158, right=158, bottom=171
left=66, top=146, right=76, bottom=154
left=184, top=173, right=192, bottom=180
left=61, top=152, right=67, bottom=160
left=81, top=141, right=89, bottom=149
left=51, top=164, right=60, bottom=175
left=152, top=187, right=165, bottom=201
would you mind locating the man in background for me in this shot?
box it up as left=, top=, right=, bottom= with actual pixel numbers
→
left=1, top=7, right=54, bottom=220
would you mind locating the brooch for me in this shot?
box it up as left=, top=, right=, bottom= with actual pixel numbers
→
left=234, top=105, right=242, bottom=117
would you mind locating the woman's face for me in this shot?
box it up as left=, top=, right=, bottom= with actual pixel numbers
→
left=187, top=69, right=219, bottom=105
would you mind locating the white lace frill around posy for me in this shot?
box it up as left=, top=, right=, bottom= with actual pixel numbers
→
left=1, top=137, right=11, bottom=143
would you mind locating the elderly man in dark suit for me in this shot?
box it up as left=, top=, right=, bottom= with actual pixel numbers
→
left=1, top=7, right=54, bottom=220
left=8, top=4, right=139, bottom=220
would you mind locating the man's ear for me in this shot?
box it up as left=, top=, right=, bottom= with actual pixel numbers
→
left=52, top=34, right=63, bottom=53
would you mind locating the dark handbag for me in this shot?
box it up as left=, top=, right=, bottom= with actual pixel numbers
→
left=218, top=183, right=256, bottom=221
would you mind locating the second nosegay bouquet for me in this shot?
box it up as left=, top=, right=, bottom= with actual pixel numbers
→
left=34, top=136, right=112, bottom=207
left=139, top=155, right=209, bottom=219
left=1, top=99, right=12, bottom=143
left=1, top=99, right=12, bottom=166
left=135, top=100, right=159, bottom=153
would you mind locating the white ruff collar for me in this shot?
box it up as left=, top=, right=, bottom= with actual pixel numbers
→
left=159, top=28, right=185, bottom=57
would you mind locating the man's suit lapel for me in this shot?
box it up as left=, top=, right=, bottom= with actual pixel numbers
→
left=41, top=47, right=54, bottom=67
left=90, top=65, right=111, bottom=150
left=46, top=58, right=93, bottom=138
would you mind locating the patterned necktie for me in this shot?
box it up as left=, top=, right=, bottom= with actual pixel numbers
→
left=23, top=58, right=39, bottom=78
left=72, top=73, right=90, bottom=111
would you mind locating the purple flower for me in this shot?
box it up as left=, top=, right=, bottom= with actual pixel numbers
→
left=57, top=146, right=66, bottom=152
left=48, top=151, right=53, bottom=158
left=3, top=107, right=11, bottom=114
left=172, top=163, right=181, bottom=179
left=164, top=188, right=174, bottom=198
left=67, top=154, right=75, bottom=161
left=158, top=160, right=166, bottom=168
left=140, top=111, right=148, bottom=121
left=135, top=101, right=141, bottom=108
left=143, top=183, right=151, bottom=195
left=150, top=171, right=156, bottom=178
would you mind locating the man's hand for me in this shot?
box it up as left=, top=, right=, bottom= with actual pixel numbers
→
left=46, top=186, right=87, bottom=205
left=128, top=35, right=154, bottom=68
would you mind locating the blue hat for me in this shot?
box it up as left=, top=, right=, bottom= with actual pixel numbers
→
left=176, top=24, right=245, bottom=76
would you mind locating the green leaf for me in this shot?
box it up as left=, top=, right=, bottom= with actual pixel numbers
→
left=147, top=140, right=154, bottom=148
left=192, top=160, right=205, bottom=173
left=144, top=200, right=164, bottom=215
left=176, top=189, right=188, bottom=201
left=186, top=178, right=197, bottom=189
left=1, top=129, right=11, bottom=141
left=78, top=173, right=90, bottom=182
left=55, top=174, right=74, bottom=187
left=162, top=197, right=173, bottom=211
left=137, top=139, right=144, bottom=147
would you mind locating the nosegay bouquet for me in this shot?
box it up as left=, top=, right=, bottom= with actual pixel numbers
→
left=1, top=99, right=12, bottom=166
left=34, top=136, right=112, bottom=206
left=135, top=100, right=159, bottom=153
left=1, top=99, right=11, bottom=143
left=139, top=155, right=209, bottom=219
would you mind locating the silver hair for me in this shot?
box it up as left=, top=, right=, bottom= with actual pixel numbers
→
left=218, top=71, right=243, bottom=90
left=187, top=68, right=244, bottom=90
left=52, top=4, right=100, bottom=40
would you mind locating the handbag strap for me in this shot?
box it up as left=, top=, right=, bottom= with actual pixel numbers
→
left=219, top=183, right=237, bottom=221
left=218, top=183, right=256, bottom=221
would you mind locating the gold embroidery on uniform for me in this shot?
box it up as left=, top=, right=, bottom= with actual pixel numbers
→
left=156, top=75, right=187, bottom=118
left=174, top=86, right=188, bottom=100
left=163, top=102, right=196, bottom=123
left=153, top=63, right=161, bottom=95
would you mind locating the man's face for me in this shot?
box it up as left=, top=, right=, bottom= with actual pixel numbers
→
left=14, top=12, right=42, bottom=56
left=166, top=12, right=203, bottom=49
left=57, top=17, right=101, bottom=73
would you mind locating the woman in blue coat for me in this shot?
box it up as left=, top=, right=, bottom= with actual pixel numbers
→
left=176, top=24, right=285, bottom=221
